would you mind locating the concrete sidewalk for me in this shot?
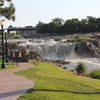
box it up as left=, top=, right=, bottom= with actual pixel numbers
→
left=0, top=63, right=34, bottom=100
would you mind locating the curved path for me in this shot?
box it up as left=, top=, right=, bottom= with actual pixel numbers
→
left=0, top=63, right=34, bottom=100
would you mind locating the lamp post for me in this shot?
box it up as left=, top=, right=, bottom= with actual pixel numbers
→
left=4, top=29, right=8, bottom=63
left=0, top=20, right=6, bottom=68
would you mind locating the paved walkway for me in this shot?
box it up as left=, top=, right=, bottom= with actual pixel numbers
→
left=0, top=63, right=34, bottom=100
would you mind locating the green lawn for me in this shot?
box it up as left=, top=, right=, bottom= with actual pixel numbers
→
left=16, top=62, right=100, bottom=100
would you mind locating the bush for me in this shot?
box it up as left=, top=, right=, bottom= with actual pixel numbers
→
left=75, top=62, right=86, bottom=75
left=88, top=70, right=100, bottom=79
left=29, top=60, right=39, bottom=66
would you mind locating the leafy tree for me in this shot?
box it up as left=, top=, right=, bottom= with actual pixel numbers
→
left=0, top=0, right=15, bottom=21
left=52, top=18, right=64, bottom=27
left=46, top=22, right=58, bottom=33
left=52, top=18, right=65, bottom=34
left=36, top=21, right=47, bottom=33
left=75, top=62, right=86, bottom=75
left=79, top=19, right=88, bottom=33
left=86, top=16, right=96, bottom=32
left=95, top=18, right=100, bottom=31
left=62, top=18, right=80, bottom=33
left=36, top=21, right=60, bottom=34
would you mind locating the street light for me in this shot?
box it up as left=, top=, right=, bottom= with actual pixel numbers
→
left=0, top=19, right=6, bottom=68
left=4, top=29, right=8, bottom=63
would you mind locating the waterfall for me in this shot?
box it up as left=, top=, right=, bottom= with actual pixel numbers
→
left=29, top=43, right=76, bottom=60
left=7, top=39, right=100, bottom=72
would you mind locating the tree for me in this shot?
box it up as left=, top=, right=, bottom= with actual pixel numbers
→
left=36, top=21, right=60, bottom=34
left=46, top=22, right=57, bottom=33
left=86, top=16, right=96, bottom=32
left=0, top=0, right=15, bottom=21
left=52, top=18, right=64, bottom=27
left=36, top=21, right=48, bottom=33
left=79, top=19, right=88, bottom=33
left=75, top=62, right=86, bottom=75
left=95, top=18, right=100, bottom=31
left=63, top=18, right=80, bottom=33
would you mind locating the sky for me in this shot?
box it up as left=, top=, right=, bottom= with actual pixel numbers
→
left=6, top=0, right=100, bottom=27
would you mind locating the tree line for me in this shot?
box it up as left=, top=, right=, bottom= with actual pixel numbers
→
left=36, top=16, right=100, bottom=35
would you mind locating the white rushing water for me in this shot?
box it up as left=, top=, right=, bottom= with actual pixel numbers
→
left=64, top=58, right=100, bottom=72
left=18, top=39, right=76, bottom=60
left=12, top=39, right=100, bottom=72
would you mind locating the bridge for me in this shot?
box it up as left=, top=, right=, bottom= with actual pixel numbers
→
left=0, top=26, right=36, bottom=32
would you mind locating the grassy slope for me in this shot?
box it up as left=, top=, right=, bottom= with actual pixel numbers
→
left=16, top=62, right=100, bottom=100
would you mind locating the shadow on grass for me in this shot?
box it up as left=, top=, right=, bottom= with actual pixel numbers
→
left=0, top=89, right=29, bottom=98
left=28, top=89, right=100, bottom=95
left=0, top=88, right=100, bottom=99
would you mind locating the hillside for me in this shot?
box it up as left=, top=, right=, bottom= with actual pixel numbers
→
left=16, top=62, right=100, bottom=100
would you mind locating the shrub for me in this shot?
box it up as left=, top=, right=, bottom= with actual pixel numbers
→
left=88, top=70, right=100, bottom=79
left=29, top=60, right=39, bottom=66
left=75, top=62, right=86, bottom=75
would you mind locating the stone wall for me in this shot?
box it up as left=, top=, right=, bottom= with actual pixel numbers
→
left=75, top=40, right=100, bottom=57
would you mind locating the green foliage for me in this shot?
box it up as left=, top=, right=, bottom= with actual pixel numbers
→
left=88, top=70, right=100, bottom=79
left=0, top=0, right=15, bottom=21
left=36, top=16, right=100, bottom=34
left=29, top=60, right=39, bottom=66
left=62, top=18, right=80, bottom=33
left=14, top=34, right=23, bottom=39
left=75, top=62, right=86, bottom=75
left=52, top=18, right=64, bottom=26
left=72, top=35, right=92, bottom=42
left=16, top=62, right=100, bottom=100
left=36, top=21, right=60, bottom=34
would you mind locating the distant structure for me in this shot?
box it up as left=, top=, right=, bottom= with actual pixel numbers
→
left=8, top=25, right=36, bottom=34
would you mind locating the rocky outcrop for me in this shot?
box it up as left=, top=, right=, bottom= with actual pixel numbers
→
left=29, top=51, right=44, bottom=61
left=7, top=42, right=44, bottom=62
left=52, top=60, right=70, bottom=67
left=45, top=60, right=70, bottom=67
left=75, top=40, right=100, bottom=57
